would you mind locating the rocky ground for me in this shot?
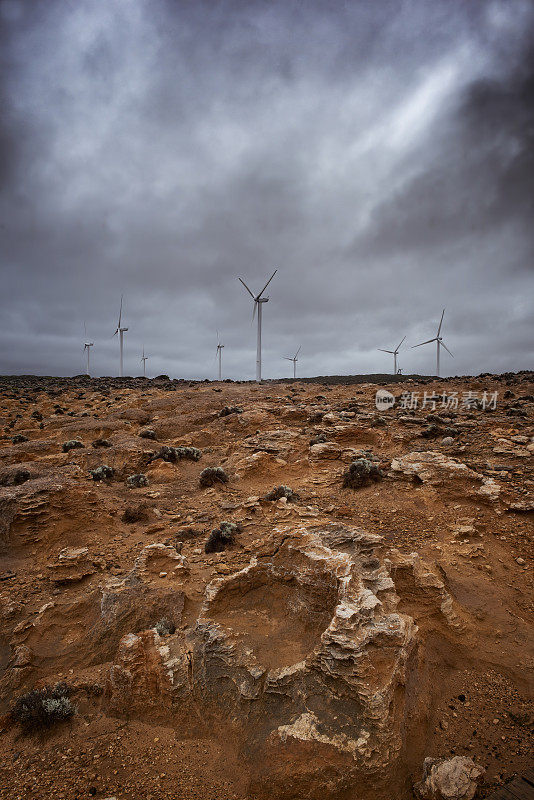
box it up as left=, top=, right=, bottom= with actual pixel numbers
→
left=0, top=371, right=532, bottom=800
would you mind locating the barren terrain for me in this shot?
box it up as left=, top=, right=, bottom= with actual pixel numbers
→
left=0, top=372, right=532, bottom=799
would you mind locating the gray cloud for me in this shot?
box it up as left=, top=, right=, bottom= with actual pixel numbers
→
left=1, top=0, right=533, bottom=379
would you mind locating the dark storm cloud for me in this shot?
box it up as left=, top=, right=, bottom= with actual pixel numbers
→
left=1, top=0, right=533, bottom=379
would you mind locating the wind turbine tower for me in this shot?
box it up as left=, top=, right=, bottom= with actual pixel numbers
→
left=238, top=269, right=277, bottom=382
left=283, top=346, right=301, bottom=379
left=141, top=346, right=148, bottom=378
left=378, top=336, right=405, bottom=375
left=113, top=295, right=128, bottom=377
left=83, top=323, right=94, bottom=376
left=84, top=341, right=94, bottom=376
left=412, top=309, right=453, bottom=377
left=216, top=333, right=224, bottom=381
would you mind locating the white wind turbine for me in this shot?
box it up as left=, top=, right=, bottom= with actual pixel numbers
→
left=140, top=346, right=148, bottom=377
left=378, top=335, right=405, bottom=375
left=283, top=346, right=301, bottom=379
left=113, top=295, right=128, bottom=377
left=238, top=269, right=277, bottom=382
left=412, top=309, right=453, bottom=377
left=83, top=322, right=94, bottom=376
left=216, top=332, right=224, bottom=381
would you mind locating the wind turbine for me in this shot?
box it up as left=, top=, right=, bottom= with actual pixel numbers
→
left=216, top=332, right=224, bottom=381
left=83, top=323, right=94, bottom=376
left=412, top=309, right=453, bottom=377
left=238, top=269, right=277, bottom=382
left=113, top=295, right=128, bottom=377
left=378, top=336, right=405, bottom=375
left=283, top=346, right=301, bottom=379
left=140, top=346, right=148, bottom=378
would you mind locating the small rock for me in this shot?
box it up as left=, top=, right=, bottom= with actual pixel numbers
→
left=414, top=755, right=485, bottom=800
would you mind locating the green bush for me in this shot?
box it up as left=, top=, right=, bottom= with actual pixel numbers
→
left=264, top=485, right=299, bottom=502
left=342, top=459, right=383, bottom=489
left=11, top=683, right=76, bottom=731
left=89, top=465, right=114, bottom=481
left=150, top=446, right=201, bottom=463
left=62, top=440, right=84, bottom=453
left=126, top=473, right=149, bottom=488
left=205, top=521, right=240, bottom=553
left=154, top=618, right=176, bottom=636
left=199, top=466, right=228, bottom=488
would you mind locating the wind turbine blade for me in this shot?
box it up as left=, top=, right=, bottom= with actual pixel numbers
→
left=239, top=278, right=255, bottom=299
left=283, top=357, right=293, bottom=361
left=437, top=308, right=445, bottom=337
left=257, top=269, right=277, bottom=298
left=378, top=349, right=394, bottom=353
left=252, top=300, right=257, bottom=321
left=411, top=338, right=437, bottom=348
left=295, top=346, right=301, bottom=359
left=395, top=335, right=406, bottom=352
left=441, top=341, right=454, bottom=357
left=118, top=295, right=123, bottom=329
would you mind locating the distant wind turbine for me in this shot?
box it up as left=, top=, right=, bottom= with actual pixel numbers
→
left=412, top=309, right=453, bottom=377
left=83, top=322, right=93, bottom=376
left=216, top=332, right=224, bottom=381
left=378, top=336, right=405, bottom=375
left=238, top=269, right=277, bottom=382
left=113, top=295, right=128, bottom=377
left=283, top=346, right=301, bottom=379
left=141, top=346, right=148, bottom=378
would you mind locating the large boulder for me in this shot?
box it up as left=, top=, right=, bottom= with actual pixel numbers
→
left=106, top=523, right=417, bottom=798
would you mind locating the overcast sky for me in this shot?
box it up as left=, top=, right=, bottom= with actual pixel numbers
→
left=1, top=0, right=533, bottom=380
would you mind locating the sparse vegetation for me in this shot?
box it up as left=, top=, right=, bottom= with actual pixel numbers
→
left=199, top=466, right=228, bottom=488
left=12, top=434, right=28, bottom=444
left=150, top=445, right=201, bottom=463
left=342, top=458, right=384, bottom=489
left=205, top=521, right=240, bottom=553
left=62, top=440, right=84, bottom=452
left=126, top=473, right=149, bottom=488
left=218, top=406, right=243, bottom=417
left=154, top=617, right=176, bottom=636
left=264, top=485, right=300, bottom=502
left=11, top=682, right=76, bottom=731
left=89, top=465, right=114, bottom=481
left=122, top=502, right=150, bottom=523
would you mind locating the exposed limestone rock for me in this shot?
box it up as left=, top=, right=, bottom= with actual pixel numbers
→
left=390, top=451, right=502, bottom=503
left=243, top=428, right=299, bottom=457
left=106, top=524, right=418, bottom=798
left=48, top=547, right=100, bottom=584
left=97, top=544, right=188, bottom=663
left=506, top=499, right=534, bottom=513
left=390, top=451, right=475, bottom=484
left=414, top=755, right=485, bottom=800
left=387, top=549, right=467, bottom=632
left=308, top=441, right=342, bottom=460
left=477, top=476, right=501, bottom=502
